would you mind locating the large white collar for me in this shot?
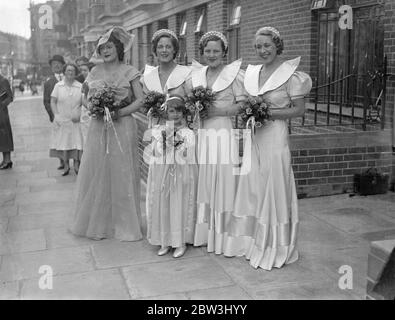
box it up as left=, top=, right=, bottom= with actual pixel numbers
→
left=244, top=57, right=301, bottom=96
left=143, top=64, right=191, bottom=94
left=191, top=59, right=242, bottom=93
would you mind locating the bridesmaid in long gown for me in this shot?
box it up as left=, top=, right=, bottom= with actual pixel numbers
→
left=70, top=27, right=144, bottom=241
left=142, top=29, right=193, bottom=257
left=188, top=31, right=246, bottom=254
left=223, top=27, right=312, bottom=270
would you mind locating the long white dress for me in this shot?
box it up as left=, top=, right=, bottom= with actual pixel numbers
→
left=146, top=123, right=198, bottom=247
left=187, top=59, right=247, bottom=254
left=223, top=57, right=312, bottom=270
left=141, top=64, right=196, bottom=247
left=49, top=80, right=83, bottom=159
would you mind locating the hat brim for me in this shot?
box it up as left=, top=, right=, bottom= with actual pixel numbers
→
left=49, top=58, right=65, bottom=65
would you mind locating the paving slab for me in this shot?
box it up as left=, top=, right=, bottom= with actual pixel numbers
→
left=0, top=205, right=17, bottom=217
left=298, top=213, right=365, bottom=254
left=142, top=293, right=188, bottom=300
left=92, top=240, right=206, bottom=269
left=251, top=280, right=358, bottom=300
left=0, top=246, right=95, bottom=282
left=309, top=206, right=395, bottom=235
left=45, top=227, right=109, bottom=250
left=0, top=229, right=46, bottom=255
left=186, top=285, right=252, bottom=300
left=16, top=177, right=58, bottom=187
left=7, top=211, right=68, bottom=232
left=211, top=252, right=331, bottom=293
left=0, top=281, right=19, bottom=300
left=20, top=269, right=130, bottom=300
left=14, top=190, right=74, bottom=206
left=18, top=201, right=71, bottom=216
left=122, top=256, right=234, bottom=299
left=298, top=246, right=369, bottom=299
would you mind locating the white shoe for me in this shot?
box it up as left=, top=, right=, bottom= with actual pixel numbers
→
left=173, top=246, right=187, bottom=258
left=157, top=246, right=171, bottom=256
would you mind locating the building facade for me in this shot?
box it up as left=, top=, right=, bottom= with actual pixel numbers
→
left=0, top=31, right=31, bottom=81
left=29, top=0, right=75, bottom=78
left=63, top=0, right=395, bottom=197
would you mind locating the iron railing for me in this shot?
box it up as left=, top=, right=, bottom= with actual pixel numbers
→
left=290, top=55, right=392, bottom=133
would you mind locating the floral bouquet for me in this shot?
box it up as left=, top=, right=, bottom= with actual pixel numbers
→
left=185, top=86, right=216, bottom=128
left=87, top=87, right=116, bottom=118
left=143, top=91, right=167, bottom=127
left=87, top=86, right=127, bottom=153
left=239, top=95, right=271, bottom=130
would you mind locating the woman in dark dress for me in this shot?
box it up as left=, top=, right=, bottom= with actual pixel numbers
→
left=0, top=74, right=14, bottom=169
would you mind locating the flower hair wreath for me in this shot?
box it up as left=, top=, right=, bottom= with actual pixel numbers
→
left=199, top=31, right=229, bottom=50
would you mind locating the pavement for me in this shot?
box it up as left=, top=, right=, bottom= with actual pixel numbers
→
left=1, top=94, right=395, bottom=300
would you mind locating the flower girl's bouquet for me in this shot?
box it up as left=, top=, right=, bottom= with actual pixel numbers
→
left=185, top=86, right=216, bottom=128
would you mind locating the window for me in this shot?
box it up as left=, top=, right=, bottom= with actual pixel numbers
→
left=315, top=5, right=384, bottom=106
left=194, top=6, right=207, bottom=62
left=177, top=12, right=187, bottom=65
left=230, top=3, right=241, bottom=26
left=227, top=1, right=241, bottom=62
left=195, top=7, right=206, bottom=33
left=180, top=17, right=187, bottom=37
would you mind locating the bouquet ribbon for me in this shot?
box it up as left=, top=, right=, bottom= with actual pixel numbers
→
left=193, top=101, right=203, bottom=129
left=102, top=106, right=124, bottom=154
left=245, top=115, right=262, bottom=172
left=147, top=107, right=153, bottom=129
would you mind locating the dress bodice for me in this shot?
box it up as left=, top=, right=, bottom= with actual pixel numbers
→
left=140, top=64, right=191, bottom=95
left=86, top=64, right=140, bottom=103
left=187, top=59, right=246, bottom=109
left=244, top=57, right=312, bottom=109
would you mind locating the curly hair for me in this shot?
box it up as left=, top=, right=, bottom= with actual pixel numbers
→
left=97, top=34, right=125, bottom=61
left=199, top=34, right=228, bottom=56
left=255, top=30, right=284, bottom=55
left=62, top=63, right=79, bottom=75
left=152, top=34, right=179, bottom=60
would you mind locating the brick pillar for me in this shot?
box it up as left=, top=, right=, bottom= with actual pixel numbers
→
left=168, top=15, right=177, bottom=32
left=207, top=0, right=227, bottom=32
left=185, top=8, right=196, bottom=64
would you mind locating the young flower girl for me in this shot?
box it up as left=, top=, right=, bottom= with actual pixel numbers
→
left=145, top=94, right=198, bottom=258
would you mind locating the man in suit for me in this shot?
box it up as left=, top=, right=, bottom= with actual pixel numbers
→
left=75, top=56, right=90, bottom=84
left=43, top=54, right=65, bottom=169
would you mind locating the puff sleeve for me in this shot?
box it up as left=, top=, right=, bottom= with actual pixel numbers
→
left=286, top=71, right=312, bottom=100
left=232, top=69, right=247, bottom=102
left=125, top=65, right=141, bottom=83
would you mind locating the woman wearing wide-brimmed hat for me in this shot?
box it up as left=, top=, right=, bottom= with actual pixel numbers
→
left=70, top=27, right=144, bottom=241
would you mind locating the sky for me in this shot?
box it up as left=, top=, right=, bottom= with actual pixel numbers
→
left=0, top=0, right=48, bottom=38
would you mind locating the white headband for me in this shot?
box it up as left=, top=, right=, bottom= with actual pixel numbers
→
left=199, top=31, right=228, bottom=50
left=152, top=29, right=178, bottom=43
left=256, top=26, right=281, bottom=39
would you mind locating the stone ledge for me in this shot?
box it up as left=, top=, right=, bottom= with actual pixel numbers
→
left=366, top=239, right=395, bottom=300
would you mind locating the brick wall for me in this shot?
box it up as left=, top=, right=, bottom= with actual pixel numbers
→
left=136, top=116, right=394, bottom=198
left=130, top=0, right=395, bottom=197
left=290, top=130, right=394, bottom=197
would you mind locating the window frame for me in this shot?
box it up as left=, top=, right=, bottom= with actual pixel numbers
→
left=227, top=0, right=241, bottom=63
